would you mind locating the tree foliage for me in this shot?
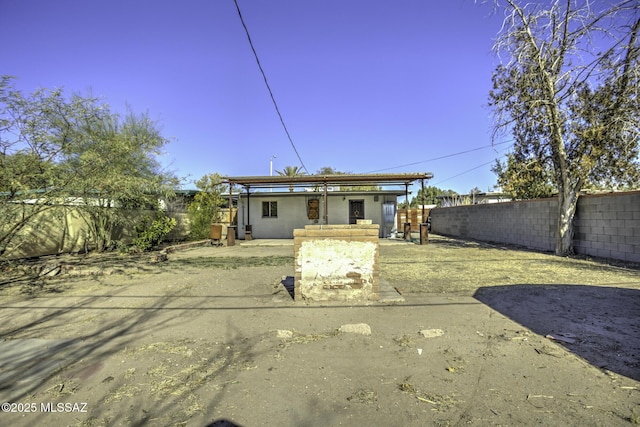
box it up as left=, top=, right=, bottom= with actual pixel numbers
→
left=276, top=165, right=305, bottom=192
left=132, top=210, right=177, bottom=252
left=314, top=166, right=380, bottom=191
left=62, top=107, right=176, bottom=250
left=492, top=153, right=556, bottom=199
left=409, top=186, right=457, bottom=207
left=187, top=173, right=227, bottom=240
left=489, top=0, right=640, bottom=255
left=276, top=165, right=306, bottom=177
left=315, top=166, right=339, bottom=175
left=0, top=76, right=176, bottom=256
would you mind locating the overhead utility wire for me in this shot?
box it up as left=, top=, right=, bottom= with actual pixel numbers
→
left=433, top=160, right=496, bottom=185
left=433, top=150, right=510, bottom=185
left=233, top=0, right=308, bottom=174
left=365, top=140, right=513, bottom=173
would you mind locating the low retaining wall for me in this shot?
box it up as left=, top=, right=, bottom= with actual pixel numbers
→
left=430, top=191, right=640, bottom=262
left=293, top=224, right=380, bottom=302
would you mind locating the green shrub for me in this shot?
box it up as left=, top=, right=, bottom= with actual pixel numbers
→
left=187, top=174, right=226, bottom=240
left=133, top=214, right=176, bottom=251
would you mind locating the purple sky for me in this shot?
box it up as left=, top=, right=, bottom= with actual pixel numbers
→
left=1, top=0, right=512, bottom=194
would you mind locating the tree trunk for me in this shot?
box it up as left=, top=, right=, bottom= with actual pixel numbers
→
left=555, top=186, right=579, bottom=256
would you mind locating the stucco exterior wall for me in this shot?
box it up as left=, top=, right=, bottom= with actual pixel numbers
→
left=1, top=206, right=188, bottom=260
left=237, top=192, right=397, bottom=239
left=2, top=206, right=95, bottom=259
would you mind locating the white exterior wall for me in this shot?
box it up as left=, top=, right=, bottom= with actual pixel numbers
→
left=237, top=192, right=397, bottom=239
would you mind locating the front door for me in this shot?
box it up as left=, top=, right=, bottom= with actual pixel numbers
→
left=349, top=200, right=365, bottom=224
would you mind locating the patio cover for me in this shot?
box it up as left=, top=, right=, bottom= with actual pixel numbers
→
left=222, top=173, right=434, bottom=228
left=223, top=172, right=433, bottom=189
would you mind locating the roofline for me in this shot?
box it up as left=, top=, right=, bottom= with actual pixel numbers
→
left=237, top=189, right=409, bottom=197
left=223, top=173, right=433, bottom=188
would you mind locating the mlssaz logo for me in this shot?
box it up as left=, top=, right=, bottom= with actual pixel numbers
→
left=41, top=402, right=88, bottom=413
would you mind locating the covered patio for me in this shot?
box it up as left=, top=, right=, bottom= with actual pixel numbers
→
left=223, top=172, right=433, bottom=240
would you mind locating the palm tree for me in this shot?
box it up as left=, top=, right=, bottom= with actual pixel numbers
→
left=276, top=165, right=306, bottom=192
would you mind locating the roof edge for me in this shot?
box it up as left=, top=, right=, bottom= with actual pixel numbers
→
left=223, top=172, right=433, bottom=187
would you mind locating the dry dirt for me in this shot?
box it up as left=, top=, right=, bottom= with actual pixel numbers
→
left=0, top=235, right=639, bottom=427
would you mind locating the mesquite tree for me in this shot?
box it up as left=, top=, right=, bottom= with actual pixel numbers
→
left=0, top=77, right=175, bottom=256
left=489, top=0, right=640, bottom=255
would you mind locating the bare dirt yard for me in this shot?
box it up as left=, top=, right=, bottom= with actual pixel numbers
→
left=0, top=234, right=639, bottom=426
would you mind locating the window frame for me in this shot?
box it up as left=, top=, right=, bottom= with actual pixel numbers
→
left=262, top=201, right=278, bottom=218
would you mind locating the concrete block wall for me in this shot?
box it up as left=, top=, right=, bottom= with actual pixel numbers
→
left=430, top=191, right=640, bottom=262
left=431, top=198, right=556, bottom=252
left=293, top=224, right=380, bottom=302
left=573, top=191, right=640, bottom=262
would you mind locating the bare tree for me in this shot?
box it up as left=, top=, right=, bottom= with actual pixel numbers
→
left=489, top=0, right=640, bottom=255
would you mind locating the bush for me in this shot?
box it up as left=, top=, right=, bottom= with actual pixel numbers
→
left=187, top=174, right=226, bottom=240
left=133, top=214, right=177, bottom=252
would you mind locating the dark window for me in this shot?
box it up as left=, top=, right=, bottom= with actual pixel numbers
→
left=307, top=198, right=319, bottom=220
left=262, top=201, right=277, bottom=218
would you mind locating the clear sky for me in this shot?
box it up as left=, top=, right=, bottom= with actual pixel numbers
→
left=1, top=0, right=513, bottom=194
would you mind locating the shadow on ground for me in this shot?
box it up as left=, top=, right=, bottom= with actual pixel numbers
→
left=0, top=286, right=269, bottom=426
left=474, top=284, right=640, bottom=381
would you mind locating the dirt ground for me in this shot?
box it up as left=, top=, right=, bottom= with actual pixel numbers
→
left=0, top=234, right=639, bottom=426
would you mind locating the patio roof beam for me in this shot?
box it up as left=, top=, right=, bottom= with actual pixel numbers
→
left=223, top=172, right=434, bottom=190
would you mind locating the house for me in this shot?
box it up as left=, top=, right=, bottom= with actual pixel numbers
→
left=236, top=189, right=405, bottom=238
left=224, top=173, right=433, bottom=239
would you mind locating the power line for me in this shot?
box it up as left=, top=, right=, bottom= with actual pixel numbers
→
left=433, top=160, right=496, bottom=185
left=232, top=0, right=309, bottom=174
left=364, top=140, right=512, bottom=173
left=433, top=151, right=509, bottom=185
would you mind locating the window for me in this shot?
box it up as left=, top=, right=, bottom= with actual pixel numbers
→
left=307, top=198, right=319, bottom=220
left=262, top=201, right=277, bottom=218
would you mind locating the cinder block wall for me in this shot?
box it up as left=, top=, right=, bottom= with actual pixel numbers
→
left=431, top=198, right=556, bottom=252
left=293, top=224, right=380, bottom=301
left=573, top=192, right=640, bottom=262
left=431, top=191, right=640, bottom=262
